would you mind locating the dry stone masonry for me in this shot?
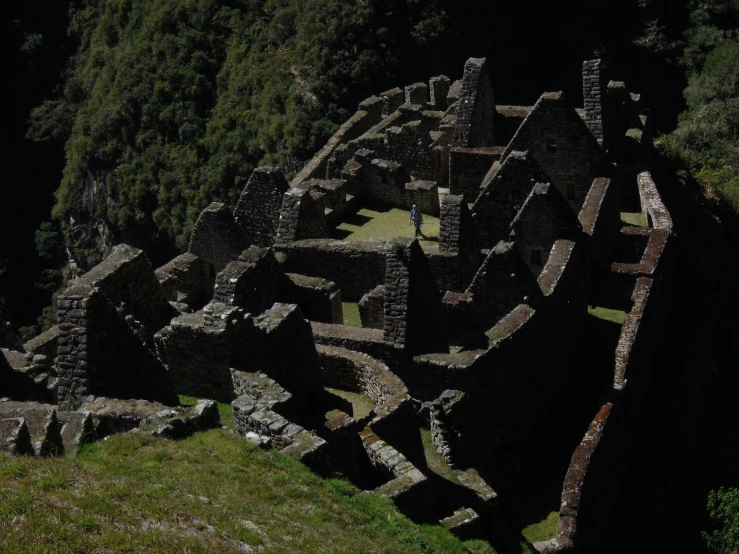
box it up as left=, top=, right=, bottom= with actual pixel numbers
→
left=2, top=56, right=671, bottom=552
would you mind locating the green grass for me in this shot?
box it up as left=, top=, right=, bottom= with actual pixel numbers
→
left=179, top=395, right=235, bottom=430
left=342, top=302, right=361, bottom=327
left=420, top=428, right=461, bottom=485
left=521, top=511, right=559, bottom=543
left=620, top=212, right=648, bottom=227
left=325, top=388, right=376, bottom=419
left=0, top=429, right=487, bottom=554
left=587, top=306, right=627, bottom=325
left=335, top=206, right=440, bottom=252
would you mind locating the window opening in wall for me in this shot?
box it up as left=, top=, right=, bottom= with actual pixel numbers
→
left=530, top=249, right=542, bottom=266
left=546, top=138, right=557, bottom=153
left=567, top=184, right=576, bottom=200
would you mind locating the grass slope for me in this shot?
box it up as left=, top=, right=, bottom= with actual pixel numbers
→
left=335, top=206, right=440, bottom=252
left=0, top=428, right=491, bottom=554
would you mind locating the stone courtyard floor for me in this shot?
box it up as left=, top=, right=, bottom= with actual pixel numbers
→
left=333, top=205, right=440, bottom=252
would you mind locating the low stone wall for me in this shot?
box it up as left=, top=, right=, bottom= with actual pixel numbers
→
left=276, top=239, right=388, bottom=301
left=637, top=171, right=672, bottom=231
left=311, top=322, right=396, bottom=363
left=282, top=273, right=342, bottom=324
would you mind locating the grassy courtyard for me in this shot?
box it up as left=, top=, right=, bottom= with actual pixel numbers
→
left=334, top=206, right=440, bottom=252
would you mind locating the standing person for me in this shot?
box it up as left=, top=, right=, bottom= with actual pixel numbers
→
left=409, top=204, right=425, bottom=238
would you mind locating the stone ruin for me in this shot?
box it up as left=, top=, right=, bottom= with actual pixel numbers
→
left=1, top=57, right=672, bottom=552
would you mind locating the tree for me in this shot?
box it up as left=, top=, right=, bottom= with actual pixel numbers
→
left=704, top=488, right=739, bottom=554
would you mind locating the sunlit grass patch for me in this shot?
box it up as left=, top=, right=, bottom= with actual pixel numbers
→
left=587, top=306, right=627, bottom=325
left=620, top=212, right=648, bottom=227
left=521, top=510, right=559, bottom=543
left=335, top=206, right=440, bottom=252
left=342, top=302, right=361, bottom=327
left=325, top=388, right=376, bottom=419
left=420, top=428, right=461, bottom=485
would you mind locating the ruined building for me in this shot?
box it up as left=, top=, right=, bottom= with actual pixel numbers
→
left=1, top=57, right=671, bottom=552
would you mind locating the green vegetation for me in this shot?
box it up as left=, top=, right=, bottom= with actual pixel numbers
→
left=342, top=302, right=361, bottom=327
left=704, top=487, right=739, bottom=554
left=587, top=306, right=627, bottom=325
left=520, top=511, right=559, bottom=544
left=335, top=206, right=441, bottom=252
left=620, top=211, right=648, bottom=227
left=325, top=388, right=376, bottom=419
left=660, top=1, right=739, bottom=214
left=419, top=428, right=461, bottom=485
left=0, top=430, right=487, bottom=554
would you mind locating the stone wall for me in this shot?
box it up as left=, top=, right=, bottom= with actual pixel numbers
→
left=582, top=59, right=609, bottom=147
left=381, top=88, right=404, bottom=117
left=452, top=58, right=495, bottom=148
left=311, top=322, right=396, bottom=363
left=212, top=247, right=282, bottom=316
left=275, top=188, right=329, bottom=244
left=1, top=349, right=55, bottom=403
left=429, top=76, right=450, bottom=110
left=233, top=167, right=289, bottom=247
left=70, top=243, right=176, bottom=336
left=503, top=92, right=606, bottom=212
left=23, top=326, right=60, bottom=360
left=155, top=303, right=254, bottom=402
left=56, top=284, right=177, bottom=408
left=277, top=239, right=388, bottom=301
left=383, top=238, right=449, bottom=355
left=439, top=195, right=477, bottom=255
left=405, top=82, right=428, bottom=105
left=155, top=253, right=205, bottom=309
left=471, top=151, right=547, bottom=248
left=249, top=303, right=325, bottom=398
left=448, top=147, right=502, bottom=201
left=443, top=242, right=541, bottom=344
left=578, top=177, right=620, bottom=271
left=359, top=285, right=385, bottom=329
left=291, top=97, right=386, bottom=185
left=282, top=273, right=343, bottom=324
left=510, top=182, right=581, bottom=276
left=317, top=344, right=420, bottom=463
left=188, top=202, right=245, bottom=295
